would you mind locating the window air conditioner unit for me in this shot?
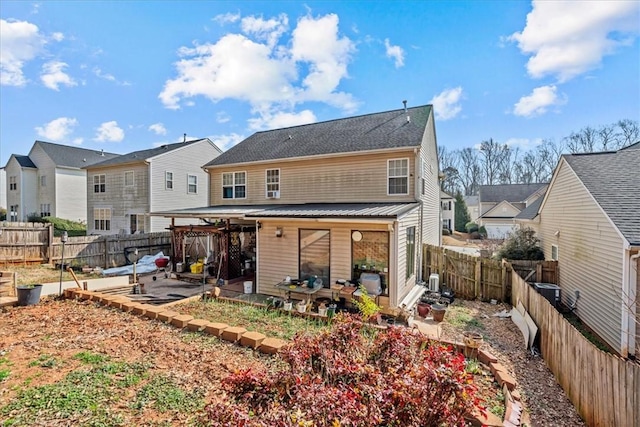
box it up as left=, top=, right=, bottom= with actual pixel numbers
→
left=267, top=190, right=280, bottom=199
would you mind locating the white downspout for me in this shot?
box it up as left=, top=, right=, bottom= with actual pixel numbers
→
left=629, top=251, right=640, bottom=358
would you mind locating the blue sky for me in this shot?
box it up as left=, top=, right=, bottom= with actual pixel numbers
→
left=1, top=1, right=638, bottom=166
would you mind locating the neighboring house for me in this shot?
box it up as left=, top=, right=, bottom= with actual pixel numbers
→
left=4, top=141, right=119, bottom=223
left=85, top=138, right=222, bottom=235
left=535, top=143, right=640, bottom=358
left=0, top=167, right=7, bottom=212
left=154, top=104, right=441, bottom=310
left=477, top=183, right=547, bottom=239
left=464, top=195, right=479, bottom=222
left=441, top=191, right=455, bottom=232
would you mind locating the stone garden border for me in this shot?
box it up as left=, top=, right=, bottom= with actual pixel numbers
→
left=63, top=288, right=528, bottom=426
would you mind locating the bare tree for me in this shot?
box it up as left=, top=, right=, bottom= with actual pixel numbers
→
left=598, top=124, right=618, bottom=151
left=458, top=147, right=483, bottom=196
left=617, top=119, right=640, bottom=148
left=479, top=139, right=510, bottom=185
left=565, top=126, right=599, bottom=153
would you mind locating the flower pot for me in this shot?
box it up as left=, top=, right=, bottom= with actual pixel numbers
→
left=283, top=301, right=293, bottom=311
left=318, top=307, right=328, bottom=317
left=416, top=302, right=431, bottom=318
left=431, top=303, right=447, bottom=322
left=297, top=303, right=307, bottom=313
left=16, top=285, right=43, bottom=306
left=463, top=331, right=483, bottom=359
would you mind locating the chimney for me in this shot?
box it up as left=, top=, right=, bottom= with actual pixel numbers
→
left=101, top=149, right=104, bottom=156
left=403, top=100, right=410, bottom=123
left=183, top=133, right=187, bottom=143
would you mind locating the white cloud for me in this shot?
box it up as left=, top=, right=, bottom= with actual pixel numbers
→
left=209, top=133, right=245, bottom=150
left=148, top=123, right=167, bottom=135
left=159, top=13, right=358, bottom=126
left=509, top=0, right=640, bottom=82
left=40, top=61, right=76, bottom=90
left=94, top=121, right=125, bottom=142
left=216, top=111, right=231, bottom=123
left=93, top=67, right=131, bottom=86
left=51, top=32, right=64, bottom=42
left=241, top=14, right=288, bottom=48
left=503, top=137, right=543, bottom=151
left=384, top=38, right=405, bottom=68
left=513, top=85, right=566, bottom=117
left=247, top=109, right=316, bottom=131
left=35, top=117, right=78, bottom=141
left=213, top=12, right=241, bottom=25
left=0, top=19, right=45, bottom=86
left=429, top=87, right=463, bottom=120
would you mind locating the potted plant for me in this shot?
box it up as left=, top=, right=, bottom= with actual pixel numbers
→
left=297, top=300, right=307, bottom=313
left=431, top=302, right=447, bottom=322
left=326, top=303, right=337, bottom=318
left=317, top=302, right=328, bottom=317
left=354, top=285, right=382, bottom=325
left=16, top=284, right=43, bottom=306
left=283, top=299, right=293, bottom=311
left=416, top=301, right=431, bottom=318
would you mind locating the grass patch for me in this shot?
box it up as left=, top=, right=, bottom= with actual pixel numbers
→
left=178, top=299, right=331, bottom=340
left=563, top=312, right=612, bottom=353
left=27, top=354, right=57, bottom=368
left=489, top=390, right=505, bottom=418
left=131, top=375, right=205, bottom=413
left=446, top=304, right=483, bottom=330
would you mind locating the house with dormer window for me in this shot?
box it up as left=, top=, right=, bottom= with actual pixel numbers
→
left=153, top=104, right=441, bottom=310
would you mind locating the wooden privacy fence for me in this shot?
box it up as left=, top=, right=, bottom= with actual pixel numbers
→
left=0, top=222, right=171, bottom=268
left=511, top=268, right=639, bottom=427
left=510, top=259, right=558, bottom=284
left=422, top=244, right=507, bottom=301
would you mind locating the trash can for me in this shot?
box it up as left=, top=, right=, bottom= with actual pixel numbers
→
left=243, top=281, right=253, bottom=294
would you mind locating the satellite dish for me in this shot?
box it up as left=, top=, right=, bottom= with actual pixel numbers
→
left=351, top=231, right=363, bottom=242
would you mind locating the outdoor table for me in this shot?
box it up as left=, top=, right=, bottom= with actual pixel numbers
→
left=275, top=281, right=324, bottom=303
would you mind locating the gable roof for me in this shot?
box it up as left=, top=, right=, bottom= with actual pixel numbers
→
left=562, top=147, right=640, bottom=245
left=12, top=155, right=37, bottom=168
left=440, top=190, right=454, bottom=199
left=33, top=140, right=119, bottom=169
left=479, top=183, right=547, bottom=203
left=86, top=138, right=210, bottom=168
left=205, top=105, right=432, bottom=167
left=479, top=200, right=521, bottom=219
left=515, top=196, right=544, bottom=220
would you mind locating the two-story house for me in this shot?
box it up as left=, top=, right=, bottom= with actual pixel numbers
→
left=4, top=141, right=119, bottom=223
left=477, top=183, right=547, bottom=238
left=441, top=191, right=455, bottom=232
left=154, top=104, right=441, bottom=310
left=85, top=138, right=222, bottom=235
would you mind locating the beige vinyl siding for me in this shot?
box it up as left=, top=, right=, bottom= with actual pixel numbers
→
left=418, top=111, right=441, bottom=248
left=209, top=151, right=415, bottom=205
left=150, top=140, right=220, bottom=232
left=256, top=220, right=391, bottom=301
left=5, top=158, right=23, bottom=220
left=395, top=208, right=419, bottom=306
left=483, top=201, right=520, bottom=218
left=538, top=160, right=625, bottom=354
left=55, top=168, right=88, bottom=222
left=29, top=144, right=58, bottom=218
left=87, top=164, right=149, bottom=235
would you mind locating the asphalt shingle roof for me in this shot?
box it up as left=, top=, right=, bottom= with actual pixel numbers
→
left=479, top=183, right=547, bottom=203
left=515, top=196, right=544, bottom=220
left=563, top=148, right=640, bottom=245
left=35, top=141, right=119, bottom=168
left=205, top=105, right=432, bottom=167
left=14, top=155, right=37, bottom=168
left=86, top=139, right=208, bottom=168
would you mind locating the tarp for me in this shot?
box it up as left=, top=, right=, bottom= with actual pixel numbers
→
left=102, top=252, right=168, bottom=276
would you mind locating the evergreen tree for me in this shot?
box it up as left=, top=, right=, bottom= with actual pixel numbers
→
left=454, top=192, right=470, bottom=232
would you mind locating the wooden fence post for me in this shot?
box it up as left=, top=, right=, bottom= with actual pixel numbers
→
left=104, top=237, right=109, bottom=269
left=47, top=223, right=53, bottom=264
left=474, top=259, right=481, bottom=300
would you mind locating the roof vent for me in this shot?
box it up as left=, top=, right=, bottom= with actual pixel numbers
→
left=101, top=149, right=104, bottom=156
left=183, top=133, right=187, bottom=143
left=288, top=134, right=292, bottom=140
left=83, top=158, right=86, bottom=162
left=403, top=100, right=407, bottom=113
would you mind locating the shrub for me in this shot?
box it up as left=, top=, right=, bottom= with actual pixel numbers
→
left=454, top=192, right=471, bottom=232
left=442, top=227, right=452, bottom=235
left=204, top=314, right=484, bottom=426
left=465, top=221, right=479, bottom=233
left=0, top=208, right=6, bottom=221
left=496, top=227, right=545, bottom=260
left=478, top=225, right=487, bottom=238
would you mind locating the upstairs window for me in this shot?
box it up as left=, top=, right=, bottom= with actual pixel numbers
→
left=94, top=208, right=111, bottom=231
left=388, top=159, right=409, bottom=195
left=222, top=171, right=246, bottom=199
left=40, top=204, right=51, bottom=217
left=124, top=171, right=134, bottom=187
left=187, top=175, right=198, bottom=194
left=93, top=174, right=106, bottom=193
left=9, top=176, right=17, bottom=191
left=9, top=205, right=18, bottom=221
left=266, top=169, right=280, bottom=198
left=165, top=171, right=173, bottom=190
left=442, top=201, right=451, bottom=211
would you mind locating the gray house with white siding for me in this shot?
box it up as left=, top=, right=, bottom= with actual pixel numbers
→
left=85, top=138, right=222, bottom=235
left=4, top=141, right=119, bottom=223
left=536, top=143, right=640, bottom=358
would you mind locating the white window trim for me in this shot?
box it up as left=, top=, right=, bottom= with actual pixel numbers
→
left=187, top=174, right=198, bottom=194
left=551, top=244, right=559, bottom=261
left=93, top=174, right=106, bottom=193
left=165, top=171, right=173, bottom=190
left=387, top=158, right=410, bottom=196
left=94, top=207, right=111, bottom=231
left=124, top=171, right=134, bottom=187
left=222, top=171, right=247, bottom=199
left=265, top=168, right=280, bottom=199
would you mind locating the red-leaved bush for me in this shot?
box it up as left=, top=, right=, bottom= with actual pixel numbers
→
left=204, top=314, right=485, bottom=426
